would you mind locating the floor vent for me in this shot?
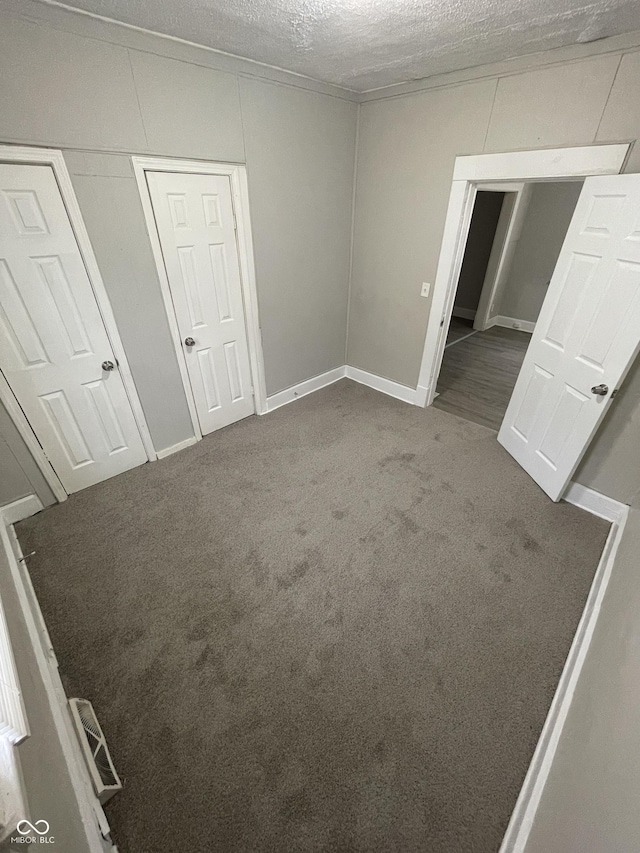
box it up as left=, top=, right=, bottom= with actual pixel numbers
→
left=69, top=698, right=122, bottom=803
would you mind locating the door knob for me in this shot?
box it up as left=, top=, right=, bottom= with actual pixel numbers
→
left=101, top=360, right=115, bottom=371
left=184, top=337, right=196, bottom=347
left=591, top=384, right=608, bottom=396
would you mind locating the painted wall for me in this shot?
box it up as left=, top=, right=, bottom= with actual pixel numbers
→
left=0, top=408, right=55, bottom=510
left=0, top=3, right=357, bottom=462
left=348, top=47, right=640, bottom=503
left=497, top=182, right=583, bottom=324
left=1, top=0, right=639, bottom=506
left=454, top=191, right=505, bottom=314
left=63, top=153, right=195, bottom=453
left=523, top=501, right=640, bottom=852
left=0, top=434, right=32, bottom=509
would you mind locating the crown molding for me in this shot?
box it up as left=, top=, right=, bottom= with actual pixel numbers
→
left=4, top=0, right=360, bottom=102
left=359, top=30, right=640, bottom=103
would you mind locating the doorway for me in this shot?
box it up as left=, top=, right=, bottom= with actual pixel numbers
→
left=435, top=181, right=583, bottom=430
left=133, top=157, right=267, bottom=441
left=0, top=150, right=153, bottom=496
left=416, top=144, right=639, bottom=500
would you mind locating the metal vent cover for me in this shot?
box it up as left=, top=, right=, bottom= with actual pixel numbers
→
left=69, top=698, right=122, bottom=804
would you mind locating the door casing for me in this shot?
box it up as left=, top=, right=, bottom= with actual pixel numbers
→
left=0, top=145, right=156, bottom=502
left=132, top=156, right=267, bottom=442
left=417, top=145, right=630, bottom=412
left=471, top=182, right=530, bottom=332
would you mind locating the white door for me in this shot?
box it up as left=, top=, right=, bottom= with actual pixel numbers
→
left=498, top=174, right=640, bottom=500
left=0, top=164, right=147, bottom=493
left=146, top=171, right=254, bottom=435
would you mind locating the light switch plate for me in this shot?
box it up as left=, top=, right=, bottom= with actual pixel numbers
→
left=421, top=282, right=431, bottom=298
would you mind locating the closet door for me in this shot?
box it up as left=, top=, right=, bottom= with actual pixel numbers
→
left=0, top=164, right=147, bottom=492
left=147, top=171, right=254, bottom=435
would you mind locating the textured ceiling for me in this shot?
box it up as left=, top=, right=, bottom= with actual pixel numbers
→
left=49, top=0, right=640, bottom=91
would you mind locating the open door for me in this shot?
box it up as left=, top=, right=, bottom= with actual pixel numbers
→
left=498, top=174, right=640, bottom=500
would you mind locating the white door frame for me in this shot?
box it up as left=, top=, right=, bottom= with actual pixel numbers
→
left=415, top=144, right=630, bottom=409
left=472, top=182, right=531, bottom=331
left=132, top=156, right=267, bottom=442
left=0, top=145, right=156, bottom=503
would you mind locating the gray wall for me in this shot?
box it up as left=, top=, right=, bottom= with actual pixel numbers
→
left=348, top=48, right=640, bottom=503
left=63, top=153, right=194, bottom=453
left=239, top=79, right=355, bottom=392
left=0, top=408, right=55, bottom=509
left=0, top=2, right=357, bottom=464
left=497, top=182, right=583, bottom=324
left=454, top=191, right=505, bottom=313
left=1, top=0, right=639, bottom=506
left=523, top=500, right=640, bottom=852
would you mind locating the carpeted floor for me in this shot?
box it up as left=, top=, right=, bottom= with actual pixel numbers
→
left=17, top=379, right=609, bottom=853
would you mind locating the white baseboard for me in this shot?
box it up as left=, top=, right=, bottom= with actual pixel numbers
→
left=345, top=366, right=418, bottom=405
left=499, top=505, right=628, bottom=853
left=452, top=306, right=476, bottom=320
left=265, top=365, right=421, bottom=411
left=415, top=385, right=429, bottom=407
left=562, top=482, right=627, bottom=524
left=156, top=436, right=198, bottom=460
left=488, top=315, right=536, bottom=333
left=0, top=495, right=43, bottom=526
left=266, top=366, right=346, bottom=412
left=0, top=521, right=112, bottom=852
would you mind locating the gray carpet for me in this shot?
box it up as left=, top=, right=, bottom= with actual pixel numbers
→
left=17, top=379, right=609, bottom=853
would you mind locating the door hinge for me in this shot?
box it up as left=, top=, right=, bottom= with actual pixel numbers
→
left=440, top=316, right=445, bottom=327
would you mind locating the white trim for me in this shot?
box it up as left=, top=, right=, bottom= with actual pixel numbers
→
left=487, top=315, right=536, bottom=334
left=474, top=184, right=530, bottom=331
left=156, top=436, right=198, bottom=460
left=266, top=367, right=346, bottom=412
left=418, top=179, right=476, bottom=407
left=266, top=364, right=425, bottom=411
left=499, top=506, right=629, bottom=853
left=359, top=31, right=640, bottom=100
left=345, top=366, right=418, bottom=405
left=0, top=371, right=67, bottom=504
left=417, top=144, right=629, bottom=408
left=0, top=736, right=27, bottom=843
left=0, top=496, right=43, bottom=526
left=451, top=307, right=476, bottom=320
left=0, top=550, right=29, bottom=746
left=132, top=157, right=268, bottom=443
left=0, top=521, right=111, bottom=853
left=477, top=182, right=525, bottom=193
left=562, top=482, right=628, bottom=524
left=453, top=145, right=630, bottom=183
left=0, top=144, right=156, bottom=496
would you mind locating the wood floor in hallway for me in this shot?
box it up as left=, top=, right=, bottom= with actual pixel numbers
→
left=435, top=324, right=532, bottom=430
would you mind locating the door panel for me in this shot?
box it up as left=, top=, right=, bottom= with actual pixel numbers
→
left=498, top=174, right=640, bottom=500
left=146, top=171, right=254, bottom=435
left=0, top=164, right=147, bottom=493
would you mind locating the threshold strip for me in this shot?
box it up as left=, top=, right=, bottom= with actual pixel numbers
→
left=445, top=329, right=479, bottom=349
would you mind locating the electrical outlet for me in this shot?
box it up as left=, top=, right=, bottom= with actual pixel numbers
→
left=421, top=282, right=431, bottom=298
